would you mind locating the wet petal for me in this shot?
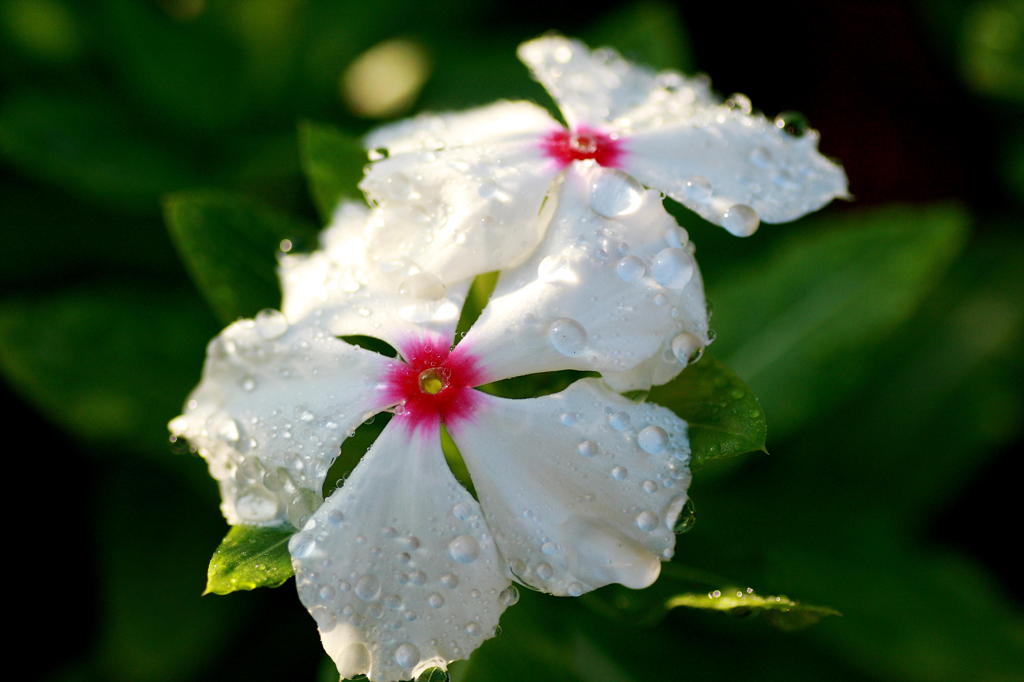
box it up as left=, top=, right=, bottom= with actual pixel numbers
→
left=450, top=379, right=691, bottom=595
left=517, top=34, right=712, bottom=129
left=361, top=104, right=563, bottom=282
left=622, top=111, right=848, bottom=233
left=291, top=419, right=510, bottom=682
left=280, top=202, right=472, bottom=348
left=169, top=320, right=391, bottom=527
left=461, top=163, right=710, bottom=386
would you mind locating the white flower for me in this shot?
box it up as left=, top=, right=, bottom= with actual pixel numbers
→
left=170, top=167, right=707, bottom=681
left=360, top=34, right=848, bottom=284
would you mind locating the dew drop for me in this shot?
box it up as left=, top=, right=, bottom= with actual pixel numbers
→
left=774, top=110, right=810, bottom=137
left=536, top=562, right=554, bottom=580
left=637, top=425, right=669, bottom=454
left=355, top=574, right=381, bottom=601
left=615, top=255, right=647, bottom=282
left=577, top=440, right=599, bottom=458
left=590, top=169, right=645, bottom=218
left=611, top=466, right=628, bottom=480
left=683, top=176, right=712, bottom=203
left=464, top=621, right=482, bottom=636
left=394, top=642, right=420, bottom=669
left=671, top=332, right=703, bottom=365
left=650, top=248, right=695, bottom=289
left=235, top=489, right=279, bottom=523
left=608, top=411, right=631, bottom=431
left=448, top=535, right=480, bottom=563
left=254, top=309, right=288, bottom=339
left=428, top=592, right=444, bottom=608
left=452, top=502, right=473, bottom=520
left=499, top=585, right=520, bottom=606
left=327, top=510, right=345, bottom=526
left=399, top=272, right=446, bottom=300
left=635, top=510, right=659, bottom=531
left=216, top=417, right=240, bottom=443
left=722, top=204, right=760, bottom=237
left=541, top=541, right=559, bottom=556
left=642, top=480, right=658, bottom=493
left=671, top=497, right=697, bottom=534
left=567, top=582, right=584, bottom=597
left=409, top=569, right=426, bottom=585
left=240, top=376, right=257, bottom=392
left=548, top=318, right=587, bottom=357
left=440, top=573, right=458, bottom=589
left=749, top=146, right=773, bottom=168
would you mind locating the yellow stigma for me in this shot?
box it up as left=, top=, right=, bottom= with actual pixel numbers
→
left=418, top=368, right=446, bottom=395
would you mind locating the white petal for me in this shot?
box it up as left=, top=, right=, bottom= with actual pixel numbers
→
left=449, top=379, right=691, bottom=595
left=360, top=103, right=563, bottom=282
left=461, top=164, right=710, bottom=385
left=280, top=202, right=472, bottom=348
left=517, top=35, right=712, bottom=129
left=622, top=111, right=848, bottom=232
left=169, top=319, right=391, bottom=527
left=365, top=100, right=560, bottom=154
left=292, top=419, right=511, bottom=682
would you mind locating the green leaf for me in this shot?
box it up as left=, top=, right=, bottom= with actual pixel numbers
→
left=299, top=121, right=370, bottom=220
left=709, top=203, right=968, bottom=438
left=416, top=668, right=451, bottom=682
left=585, top=1, right=693, bottom=71
left=666, top=589, right=839, bottom=631
left=205, top=525, right=295, bottom=595
left=165, top=191, right=317, bottom=323
left=648, top=353, right=767, bottom=467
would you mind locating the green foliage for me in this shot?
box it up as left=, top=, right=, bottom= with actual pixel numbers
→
left=299, top=121, right=370, bottom=220
left=665, top=590, right=838, bottom=631
left=165, top=192, right=317, bottom=323
left=417, top=668, right=451, bottom=682
left=585, top=1, right=693, bottom=71
left=650, top=353, right=767, bottom=467
left=205, top=525, right=296, bottom=595
left=709, top=203, right=968, bottom=438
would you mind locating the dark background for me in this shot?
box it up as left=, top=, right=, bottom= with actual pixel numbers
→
left=2, top=1, right=1021, bottom=680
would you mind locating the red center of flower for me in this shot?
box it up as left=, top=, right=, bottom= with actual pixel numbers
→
left=541, top=125, right=624, bottom=168
left=382, top=336, right=485, bottom=433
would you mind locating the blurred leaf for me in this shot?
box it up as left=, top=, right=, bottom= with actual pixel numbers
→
left=206, top=525, right=295, bottom=595
left=709, top=203, right=968, bottom=438
left=0, top=286, right=216, bottom=472
left=586, top=1, right=693, bottom=71
left=165, top=191, right=316, bottom=323
left=299, top=121, right=369, bottom=220
left=649, top=353, right=767, bottom=467
left=961, top=0, right=1024, bottom=103
left=97, top=465, right=246, bottom=682
left=97, top=0, right=254, bottom=132
left=0, top=90, right=199, bottom=211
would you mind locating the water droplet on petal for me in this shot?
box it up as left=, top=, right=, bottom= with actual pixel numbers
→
left=548, top=318, right=587, bottom=357
left=499, top=585, right=520, bottom=606
left=567, top=581, right=584, bottom=597
left=667, top=495, right=696, bottom=534
left=399, top=272, right=446, bottom=300
left=236, top=489, right=279, bottom=523
left=394, top=642, right=420, bottom=669
left=650, top=248, right=695, bottom=289
left=254, top=309, right=288, bottom=339
left=355, top=574, right=381, bottom=601
left=590, top=169, right=644, bottom=218
left=608, top=411, right=631, bottom=431
left=683, top=176, right=712, bottom=203
left=671, top=332, right=703, bottom=365
left=448, top=535, right=480, bottom=563
left=464, top=621, right=482, bottom=636
left=615, top=255, right=647, bottom=282
left=428, top=593, right=444, bottom=608
left=611, top=466, right=628, bottom=480
left=577, top=440, right=599, bottom=457
left=774, top=110, right=810, bottom=137
left=722, top=204, right=760, bottom=237
left=636, top=510, right=659, bottom=531
left=637, top=425, right=669, bottom=454
left=536, top=562, right=554, bottom=580
left=749, top=146, right=773, bottom=168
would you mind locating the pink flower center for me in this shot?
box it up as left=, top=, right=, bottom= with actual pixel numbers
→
left=541, top=125, right=624, bottom=168
left=382, top=336, right=485, bottom=433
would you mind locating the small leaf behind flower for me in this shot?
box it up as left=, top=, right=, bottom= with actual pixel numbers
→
left=649, top=353, right=767, bottom=467
left=165, top=191, right=316, bottom=324
left=299, top=121, right=370, bottom=220
left=205, top=525, right=295, bottom=595
left=666, top=588, right=840, bottom=631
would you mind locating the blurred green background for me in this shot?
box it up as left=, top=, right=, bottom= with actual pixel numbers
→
left=2, top=0, right=1022, bottom=680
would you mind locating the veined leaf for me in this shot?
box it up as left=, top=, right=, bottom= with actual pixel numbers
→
left=649, top=353, right=767, bottom=467
left=205, top=525, right=295, bottom=595
left=165, top=191, right=316, bottom=324
left=299, top=120, right=369, bottom=220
